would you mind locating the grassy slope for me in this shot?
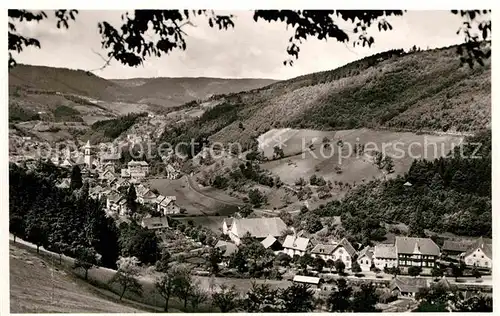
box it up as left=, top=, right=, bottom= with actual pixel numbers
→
left=9, top=243, right=143, bottom=313
left=199, top=45, right=490, bottom=149
left=258, top=128, right=463, bottom=186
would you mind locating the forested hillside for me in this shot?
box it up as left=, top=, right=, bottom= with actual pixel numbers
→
left=311, top=130, right=491, bottom=244
left=159, top=45, right=490, bottom=152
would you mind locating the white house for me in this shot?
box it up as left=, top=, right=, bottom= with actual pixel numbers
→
left=156, top=195, right=180, bottom=215
left=330, top=238, right=357, bottom=269
left=282, top=235, right=310, bottom=257
left=311, top=243, right=337, bottom=262
left=357, top=246, right=375, bottom=272
left=128, top=160, right=149, bottom=178
left=373, top=244, right=398, bottom=270
left=136, top=185, right=157, bottom=205
left=223, top=217, right=287, bottom=246
left=165, top=164, right=180, bottom=180
left=462, top=237, right=492, bottom=270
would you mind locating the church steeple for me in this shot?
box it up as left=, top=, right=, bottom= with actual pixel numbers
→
left=84, top=140, right=93, bottom=169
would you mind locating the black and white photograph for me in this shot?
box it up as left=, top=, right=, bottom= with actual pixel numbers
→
left=6, top=4, right=493, bottom=313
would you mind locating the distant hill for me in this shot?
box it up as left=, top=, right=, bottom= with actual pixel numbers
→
left=159, top=45, right=490, bottom=151
left=111, top=77, right=278, bottom=107
left=8, top=64, right=278, bottom=122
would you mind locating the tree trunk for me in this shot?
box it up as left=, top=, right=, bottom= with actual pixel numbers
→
left=37, top=245, right=40, bottom=253
left=164, top=295, right=170, bottom=312
left=13, top=235, right=16, bottom=243
left=120, top=285, right=127, bottom=300
left=59, top=253, right=62, bottom=265
left=184, top=297, right=188, bottom=309
left=84, top=269, right=88, bottom=280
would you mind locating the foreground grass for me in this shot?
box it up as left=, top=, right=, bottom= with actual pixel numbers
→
left=9, top=242, right=144, bottom=313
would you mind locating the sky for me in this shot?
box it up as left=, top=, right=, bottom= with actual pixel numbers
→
left=11, top=10, right=471, bottom=80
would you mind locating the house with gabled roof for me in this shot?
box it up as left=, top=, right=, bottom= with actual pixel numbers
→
left=101, top=161, right=116, bottom=173
left=357, top=246, right=375, bottom=272
left=134, top=185, right=157, bottom=205
left=100, top=169, right=117, bottom=184
left=105, top=191, right=123, bottom=211
left=115, top=178, right=131, bottom=191
left=462, top=237, right=492, bottom=270
left=374, top=243, right=398, bottom=270
left=165, top=164, right=180, bottom=180
left=311, top=243, right=337, bottom=262
left=128, top=160, right=149, bottom=178
left=223, top=217, right=287, bottom=246
left=283, top=234, right=310, bottom=257
left=442, top=239, right=471, bottom=258
left=156, top=195, right=180, bottom=215
left=330, top=238, right=357, bottom=269
left=395, top=236, right=440, bottom=273
left=215, top=240, right=238, bottom=263
left=261, top=235, right=283, bottom=252
left=141, top=216, right=169, bottom=230
left=390, top=277, right=430, bottom=298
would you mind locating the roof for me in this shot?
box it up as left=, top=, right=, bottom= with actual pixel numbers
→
left=403, top=181, right=413, bottom=186
left=214, top=240, right=237, bottom=257
left=261, top=235, right=278, bottom=249
left=374, top=244, right=398, bottom=259
left=74, top=155, right=86, bottom=165
left=442, top=240, right=471, bottom=253
left=141, top=217, right=169, bottom=229
left=333, top=238, right=357, bottom=257
left=311, top=243, right=336, bottom=255
left=282, top=235, right=310, bottom=251
left=395, top=237, right=440, bottom=256
left=101, top=170, right=116, bottom=178
left=231, top=217, right=287, bottom=239
left=390, top=277, right=428, bottom=293
left=56, top=178, right=71, bottom=189
left=155, top=195, right=166, bottom=204
left=358, top=246, right=374, bottom=260
left=463, top=237, right=492, bottom=259
left=128, top=160, right=149, bottom=166
left=435, top=277, right=454, bottom=290
left=293, top=275, right=320, bottom=285
left=107, top=193, right=122, bottom=203
left=141, top=190, right=157, bottom=199
left=160, top=196, right=175, bottom=206
left=84, top=140, right=91, bottom=149
left=116, top=178, right=129, bottom=186
left=121, top=169, right=131, bottom=177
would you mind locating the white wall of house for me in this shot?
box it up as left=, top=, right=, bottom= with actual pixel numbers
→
left=464, top=248, right=492, bottom=269
left=161, top=203, right=180, bottom=215
left=311, top=253, right=333, bottom=261
left=229, top=225, right=241, bottom=245
left=374, top=257, right=398, bottom=270
left=284, top=248, right=306, bottom=257
left=332, top=247, right=352, bottom=269
left=357, top=256, right=373, bottom=272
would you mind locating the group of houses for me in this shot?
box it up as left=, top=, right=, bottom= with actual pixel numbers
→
left=92, top=180, right=180, bottom=218
left=220, top=217, right=492, bottom=274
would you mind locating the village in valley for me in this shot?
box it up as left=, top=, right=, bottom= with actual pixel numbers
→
left=8, top=9, right=492, bottom=314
